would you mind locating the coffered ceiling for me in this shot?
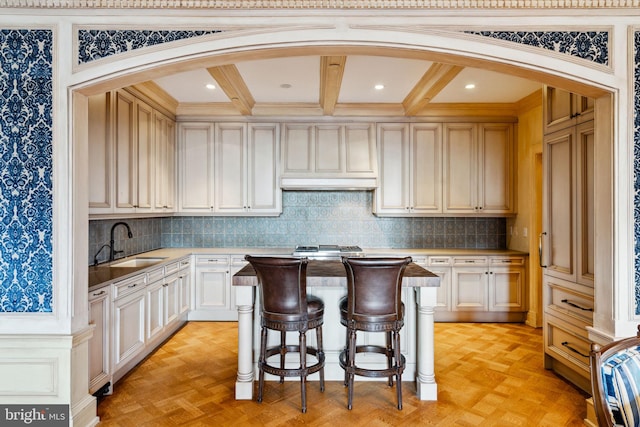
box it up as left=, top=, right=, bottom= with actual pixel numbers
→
left=151, top=55, right=542, bottom=117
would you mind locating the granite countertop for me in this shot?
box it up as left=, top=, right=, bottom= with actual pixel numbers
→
left=89, top=247, right=528, bottom=291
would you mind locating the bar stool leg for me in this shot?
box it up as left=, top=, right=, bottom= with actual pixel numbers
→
left=347, top=328, right=357, bottom=410
left=316, top=325, right=325, bottom=392
left=279, top=330, right=286, bottom=383
left=386, top=331, right=393, bottom=387
left=394, top=330, right=403, bottom=410
left=258, top=326, right=268, bottom=403
left=299, top=330, right=307, bottom=413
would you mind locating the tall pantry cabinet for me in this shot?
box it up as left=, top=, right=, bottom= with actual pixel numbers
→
left=541, top=86, right=595, bottom=392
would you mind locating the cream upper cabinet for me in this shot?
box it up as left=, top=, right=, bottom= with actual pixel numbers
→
left=215, top=123, right=281, bottom=215
left=88, top=92, right=113, bottom=214
left=153, top=111, right=176, bottom=213
left=88, top=89, right=177, bottom=217
left=113, top=89, right=137, bottom=212
left=178, top=122, right=215, bottom=213
left=178, top=122, right=281, bottom=215
left=246, top=123, right=281, bottom=214
left=544, top=86, right=594, bottom=134
left=374, top=123, right=442, bottom=216
left=443, top=122, right=515, bottom=215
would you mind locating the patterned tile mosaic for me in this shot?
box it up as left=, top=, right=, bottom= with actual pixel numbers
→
left=89, top=218, right=163, bottom=266
left=89, top=192, right=507, bottom=262
left=0, top=30, right=53, bottom=313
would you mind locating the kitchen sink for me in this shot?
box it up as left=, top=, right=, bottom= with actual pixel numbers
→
left=110, top=257, right=167, bottom=268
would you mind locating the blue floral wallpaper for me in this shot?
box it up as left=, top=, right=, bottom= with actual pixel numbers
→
left=0, top=30, right=53, bottom=313
left=77, top=30, right=222, bottom=64
left=634, top=32, right=640, bottom=315
left=468, top=31, right=609, bottom=66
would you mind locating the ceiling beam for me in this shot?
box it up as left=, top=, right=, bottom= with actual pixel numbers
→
left=207, top=65, right=255, bottom=115
left=320, top=56, right=346, bottom=115
left=403, top=63, right=464, bottom=116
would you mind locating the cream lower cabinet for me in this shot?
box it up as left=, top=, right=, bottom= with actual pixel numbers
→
left=146, top=267, right=165, bottom=344
left=189, top=255, right=238, bottom=321
left=112, top=274, right=147, bottom=378
left=437, top=255, right=526, bottom=322
left=88, top=285, right=111, bottom=395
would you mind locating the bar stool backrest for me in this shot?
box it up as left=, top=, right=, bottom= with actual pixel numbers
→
left=245, top=256, right=308, bottom=316
left=342, top=257, right=412, bottom=320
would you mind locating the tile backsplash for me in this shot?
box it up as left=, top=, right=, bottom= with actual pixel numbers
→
left=89, top=191, right=506, bottom=265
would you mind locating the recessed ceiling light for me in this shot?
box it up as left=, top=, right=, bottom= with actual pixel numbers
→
left=374, top=84, right=385, bottom=90
left=465, top=83, right=476, bottom=89
left=206, top=84, right=216, bottom=90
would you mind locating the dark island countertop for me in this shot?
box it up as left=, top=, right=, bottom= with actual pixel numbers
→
left=232, top=259, right=440, bottom=287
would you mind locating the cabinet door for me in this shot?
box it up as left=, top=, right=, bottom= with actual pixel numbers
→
left=544, top=86, right=595, bottom=133
left=478, top=123, right=514, bottom=213
left=114, top=90, right=136, bottom=211
left=178, top=122, right=215, bottom=212
left=113, top=289, right=145, bottom=372
left=451, top=267, right=488, bottom=311
left=344, top=123, right=377, bottom=175
left=178, top=267, right=191, bottom=315
left=443, top=123, right=477, bottom=213
left=315, top=124, right=342, bottom=173
left=543, top=127, right=575, bottom=282
left=164, top=274, right=180, bottom=326
left=282, top=123, right=314, bottom=174
left=576, top=122, right=595, bottom=287
left=88, top=92, right=113, bottom=213
left=154, top=112, right=176, bottom=212
left=489, top=267, right=525, bottom=312
left=374, top=123, right=410, bottom=214
left=88, top=287, right=110, bottom=393
left=195, top=256, right=230, bottom=312
left=411, top=123, right=442, bottom=213
left=135, top=99, right=154, bottom=211
left=214, top=123, right=246, bottom=213
left=146, top=280, right=164, bottom=342
left=248, top=123, right=281, bottom=214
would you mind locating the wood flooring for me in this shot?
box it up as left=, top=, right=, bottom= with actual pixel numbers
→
left=96, top=322, right=589, bottom=426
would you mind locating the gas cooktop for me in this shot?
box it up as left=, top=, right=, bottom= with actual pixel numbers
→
left=292, top=245, right=364, bottom=259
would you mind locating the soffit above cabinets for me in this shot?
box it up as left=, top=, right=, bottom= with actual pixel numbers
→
left=150, top=55, right=542, bottom=117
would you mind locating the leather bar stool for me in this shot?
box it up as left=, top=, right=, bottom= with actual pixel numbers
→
left=339, top=256, right=412, bottom=410
left=245, top=255, right=325, bottom=413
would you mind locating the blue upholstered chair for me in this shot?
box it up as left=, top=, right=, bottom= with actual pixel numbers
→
left=590, top=325, right=640, bottom=427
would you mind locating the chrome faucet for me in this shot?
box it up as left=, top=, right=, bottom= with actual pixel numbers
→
left=109, top=222, right=133, bottom=262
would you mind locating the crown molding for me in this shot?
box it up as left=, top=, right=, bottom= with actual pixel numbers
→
left=1, top=0, right=639, bottom=9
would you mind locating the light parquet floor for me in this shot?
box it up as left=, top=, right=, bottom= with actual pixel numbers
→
left=97, top=322, right=589, bottom=427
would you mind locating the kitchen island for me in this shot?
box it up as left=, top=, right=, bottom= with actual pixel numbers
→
left=232, top=259, right=441, bottom=401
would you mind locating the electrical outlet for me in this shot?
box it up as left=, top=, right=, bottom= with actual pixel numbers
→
left=523, top=227, right=528, bottom=237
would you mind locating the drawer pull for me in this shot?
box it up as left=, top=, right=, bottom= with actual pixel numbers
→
left=127, top=283, right=138, bottom=289
left=561, top=341, right=589, bottom=358
left=92, top=290, right=106, bottom=297
left=561, top=299, right=593, bottom=312
left=464, top=260, right=476, bottom=263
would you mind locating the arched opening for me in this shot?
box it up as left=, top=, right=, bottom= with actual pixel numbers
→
left=70, top=30, right=619, bottom=400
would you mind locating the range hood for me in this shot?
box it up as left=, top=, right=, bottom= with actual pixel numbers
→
left=280, top=176, right=378, bottom=190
